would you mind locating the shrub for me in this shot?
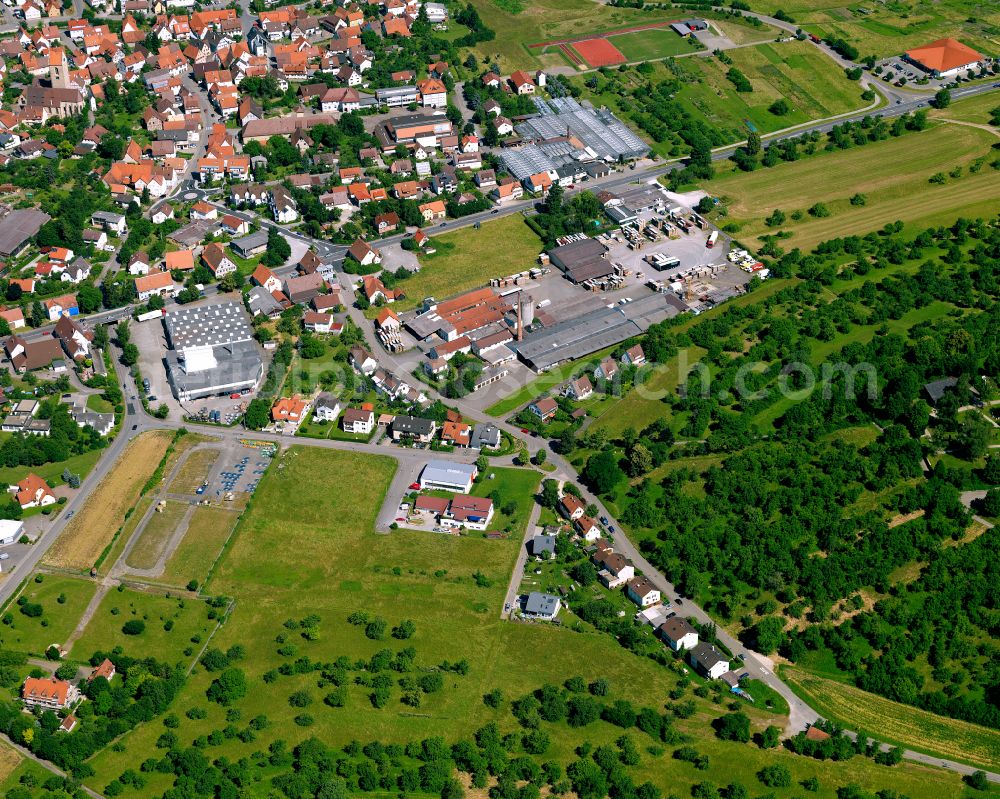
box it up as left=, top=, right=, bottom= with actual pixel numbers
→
left=121, top=620, right=145, bottom=635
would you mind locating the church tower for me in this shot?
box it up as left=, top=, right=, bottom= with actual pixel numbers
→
left=49, top=47, right=70, bottom=90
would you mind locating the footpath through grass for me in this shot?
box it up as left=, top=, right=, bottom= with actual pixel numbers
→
left=784, top=667, right=1000, bottom=772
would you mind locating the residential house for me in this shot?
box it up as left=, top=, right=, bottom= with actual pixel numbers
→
left=128, top=252, right=151, bottom=275
left=689, top=643, right=730, bottom=680
left=341, top=406, right=374, bottom=434
left=419, top=200, right=446, bottom=223
left=12, top=473, right=55, bottom=509
left=135, top=270, right=178, bottom=302
left=251, top=265, right=282, bottom=293
left=622, top=344, right=646, bottom=366
left=595, top=357, right=618, bottom=381
left=271, top=395, right=310, bottom=424
left=574, top=515, right=601, bottom=542
left=53, top=315, right=92, bottom=361
left=348, top=239, right=381, bottom=268
left=626, top=576, right=661, bottom=608
left=528, top=396, right=557, bottom=422
left=270, top=185, right=298, bottom=223
left=349, top=345, right=377, bottom=374
left=21, top=677, right=79, bottom=710
left=523, top=592, right=560, bottom=620
left=593, top=550, right=634, bottom=589
left=201, top=242, right=237, bottom=278
left=443, top=494, right=493, bottom=531
left=510, top=70, right=535, bottom=94
left=285, top=272, right=325, bottom=304
left=312, top=392, right=341, bottom=422
left=564, top=375, right=593, bottom=401
left=391, top=415, right=436, bottom=443
left=531, top=534, right=556, bottom=559
left=441, top=420, right=471, bottom=447
left=657, top=617, right=698, bottom=652
left=559, top=493, right=585, bottom=521
left=470, top=423, right=501, bottom=450
left=303, top=311, right=338, bottom=333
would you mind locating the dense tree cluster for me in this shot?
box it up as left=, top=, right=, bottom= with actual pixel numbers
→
left=578, top=217, right=1000, bottom=727
left=0, top=652, right=184, bottom=778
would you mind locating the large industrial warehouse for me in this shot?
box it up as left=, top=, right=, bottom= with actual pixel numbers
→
left=164, top=302, right=264, bottom=402
left=510, top=293, right=685, bottom=372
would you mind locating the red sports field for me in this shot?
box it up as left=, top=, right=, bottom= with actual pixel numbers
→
left=529, top=21, right=677, bottom=68
left=571, top=37, right=626, bottom=67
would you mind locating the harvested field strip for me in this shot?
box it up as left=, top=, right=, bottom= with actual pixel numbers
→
left=97, top=496, right=153, bottom=577
left=0, top=745, right=20, bottom=785
left=43, top=431, right=174, bottom=572
left=125, top=500, right=189, bottom=572
left=784, top=668, right=1000, bottom=771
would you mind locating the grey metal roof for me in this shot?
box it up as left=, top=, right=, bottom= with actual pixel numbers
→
left=246, top=285, right=282, bottom=317
left=516, top=97, right=649, bottom=162
left=0, top=208, right=51, bottom=256
left=166, top=343, right=262, bottom=398
left=531, top=535, right=556, bottom=555
left=470, top=423, right=501, bottom=450
left=231, top=230, right=269, bottom=253
left=524, top=592, right=560, bottom=617
left=165, top=302, right=255, bottom=350
left=421, top=460, right=476, bottom=485
left=511, top=295, right=681, bottom=371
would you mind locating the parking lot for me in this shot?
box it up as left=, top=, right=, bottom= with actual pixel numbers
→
left=197, top=437, right=276, bottom=499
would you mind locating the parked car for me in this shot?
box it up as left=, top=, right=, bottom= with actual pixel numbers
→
left=408, top=482, right=420, bottom=490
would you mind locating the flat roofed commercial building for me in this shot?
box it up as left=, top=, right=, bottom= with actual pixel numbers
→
left=511, top=294, right=682, bottom=372
left=164, top=302, right=263, bottom=401
left=0, top=208, right=51, bottom=257
left=419, top=460, right=477, bottom=492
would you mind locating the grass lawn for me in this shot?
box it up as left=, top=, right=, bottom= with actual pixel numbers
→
left=124, top=500, right=189, bottom=572
left=44, top=431, right=175, bottom=572
left=0, top=751, right=49, bottom=797
left=0, top=575, right=98, bottom=656
left=86, top=394, right=114, bottom=413
left=783, top=667, right=1000, bottom=772
left=159, top=506, right=240, bottom=590
left=396, top=216, right=543, bottom=312
left=702, top=121, right=1000, bottom=251
left=0, top=448, right=104, bottom=490
left=0, top=745, right=23, bottom=790
left=70, top=585, right=216, bottom=666
left=470, top=466, right=540, bottom=533
left=784, top=0, right=1000, bottom=58
left=79, top=446, right=980, bottom=799
left=296, top=412, right=374, bottom=442
left=610, top=27, right=699, bottom=61
left=675, top=41, right=865, bottom=140
left=466, top=0, right=679, bottom=70
left=931, top=92, right=1000, bottom=126
left=485, top=345, right=616, bottom=418
left=591, top=347, right=707, bottom=438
